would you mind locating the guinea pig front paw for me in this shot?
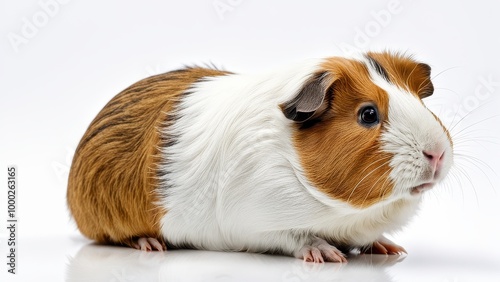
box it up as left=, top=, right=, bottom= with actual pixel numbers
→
left=132, top=237, right=166, bottom=252
left=294, top=237, right=347, bottom=263
left=362, top=237, right=407, bottom=255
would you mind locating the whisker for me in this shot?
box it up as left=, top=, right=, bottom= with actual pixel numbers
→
left=448, top=104, right=498, bottom=134
left=405, top=64, right=419, bottom=92
left=443, top=167, right=461, bottom=198
left=377, top=170, right=394, bottom=200
left=452, top=162, right=480, bottom=207
left=453, top=139, right=500, bottom=150
left=448, top=165, right=466, bottom=205
left=440, top=170, right=453, bottom=195
left=451, top=114, right=500, bottom=141
left=454, top=153, right=498, bottom=195
left=451, top=125, right=500, bottom=139
left=337, top=154, right=392, bottom=191
left=346, top=157, right=392, bottom=204
left=455, top=153, right=498, bottom=176
left=361, top=168, right=392, bottom=206
left=351, top=155, right=392, bottom=178
left=433, top=87, right=462, bottom=97
left=431, top=66, right=461, bottom=81
left=416, top=78, right=432, bottom=96
left=452, top=131, right=500, bottom=144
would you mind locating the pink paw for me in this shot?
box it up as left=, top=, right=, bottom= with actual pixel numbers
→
left=132, top=237, right=166, bottom=252
left=364, top=238, right=407, bottom=255
left=295, top=238, right=347, bottom=263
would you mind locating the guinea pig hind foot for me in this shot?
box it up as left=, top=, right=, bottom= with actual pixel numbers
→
left=132, top=237, right=166, bottom=252
left=293, top=237, right=347, bottom=263
left=361, top=236, right=407, bottom=255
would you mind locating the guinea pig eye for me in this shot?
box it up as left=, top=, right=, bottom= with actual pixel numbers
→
left=358, top=105, right=379, bottom=127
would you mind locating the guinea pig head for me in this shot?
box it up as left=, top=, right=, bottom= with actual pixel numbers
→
left=281, top=52, right=453, bottom=208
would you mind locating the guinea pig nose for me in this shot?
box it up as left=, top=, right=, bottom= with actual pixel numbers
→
left=423, top=149, right=445, bottom=171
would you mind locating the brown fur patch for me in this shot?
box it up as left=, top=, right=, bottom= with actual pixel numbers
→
left=293, top=57, right=394, bottom=208
left=367, top=51, right=434, bottom=98
left=67, top=68, right=228, bottom=246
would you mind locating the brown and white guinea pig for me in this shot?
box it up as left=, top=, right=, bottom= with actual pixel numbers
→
left=67, top=51, right=453, bottom=263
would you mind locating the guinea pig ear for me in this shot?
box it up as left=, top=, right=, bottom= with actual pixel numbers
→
left=414, top=63, right=434, bottom=99
left=280, top=72, right=332, bottom=122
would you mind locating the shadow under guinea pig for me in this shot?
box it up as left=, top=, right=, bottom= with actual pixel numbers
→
left=66, top=244, right=405, bottom=282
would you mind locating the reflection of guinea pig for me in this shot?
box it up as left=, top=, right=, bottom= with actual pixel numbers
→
left=67, top=51, right=453, bottom=263
left=66, top=244, right=402, bottom=282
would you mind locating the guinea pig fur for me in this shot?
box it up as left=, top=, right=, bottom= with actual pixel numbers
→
left=67, top=51, right=453, bottom=263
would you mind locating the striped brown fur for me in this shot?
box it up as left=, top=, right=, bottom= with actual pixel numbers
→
left=67, top=68, right=228, bottom=246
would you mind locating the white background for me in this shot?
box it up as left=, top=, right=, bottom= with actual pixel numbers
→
left=1, top=0, right=499, bottom=281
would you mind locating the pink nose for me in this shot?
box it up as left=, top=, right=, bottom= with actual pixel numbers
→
left=423, top=149, right=445, bottom=173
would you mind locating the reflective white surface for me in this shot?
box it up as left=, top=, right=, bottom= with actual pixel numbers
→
left=1, top=234, right=499, bottom=282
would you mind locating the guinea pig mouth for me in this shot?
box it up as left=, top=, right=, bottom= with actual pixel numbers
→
left=410, top=183, right=434, bottom=195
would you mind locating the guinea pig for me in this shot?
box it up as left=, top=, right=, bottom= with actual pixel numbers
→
left=67, top=51, right=453, bottom=263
